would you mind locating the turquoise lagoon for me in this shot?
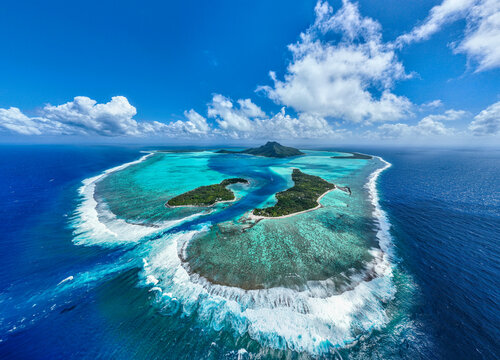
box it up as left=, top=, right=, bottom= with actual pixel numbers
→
left=72, top=150, right=396, bottom=355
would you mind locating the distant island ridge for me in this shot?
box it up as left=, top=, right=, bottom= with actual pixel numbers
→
left=154, top=143, right=372, bottom=161
left=217, top=141, right=304, bottom=158
left=331, top=152, right=372, bottom=160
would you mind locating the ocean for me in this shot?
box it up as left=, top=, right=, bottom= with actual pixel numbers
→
left=0, top=144, right=498, bottom=359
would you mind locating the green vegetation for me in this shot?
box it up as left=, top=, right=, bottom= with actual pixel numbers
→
left=253, top=169, right=335, bottom=217
left=167, top=178, right=249, bottom=207
left=217, top=141, right=304, bottom=158
left=331, top=152, right=372, bottom=160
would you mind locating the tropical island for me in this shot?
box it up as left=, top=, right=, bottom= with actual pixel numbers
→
left=166, top=178, right=249, bottom=207
left=332, top=152, right=372, bottom=160
left=252, top=168, right=336, bottom=218
left=217, top=141, right=304, bottom=158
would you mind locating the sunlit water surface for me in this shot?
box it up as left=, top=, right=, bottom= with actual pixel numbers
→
left=0, top=145, right=498, bottom=359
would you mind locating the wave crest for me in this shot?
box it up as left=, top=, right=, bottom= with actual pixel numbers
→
left=72, top=152, right=396, bottom=354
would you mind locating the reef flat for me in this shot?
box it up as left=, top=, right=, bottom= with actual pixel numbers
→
left=78, top=148, right=393, bottom=355
left=331, top=152, right=372, bottom=159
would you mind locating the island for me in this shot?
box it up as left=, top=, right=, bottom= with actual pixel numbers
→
left=217, top=141, right=304, bottom=158
left=331, top=152, right=372, bottom=160
left=166, top=178, right=249, bottom=207
left=252, top=169, right=335, bottom=218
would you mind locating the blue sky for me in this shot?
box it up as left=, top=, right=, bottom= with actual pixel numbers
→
left=0, top=0, right=499, bottom=145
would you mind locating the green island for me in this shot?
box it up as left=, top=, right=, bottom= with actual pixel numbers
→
left=331, top=152, right=372, bottom=160
left=253, top=168, right=335, bottom=217
left=217, top=141, right=304, bottom=158
left=166, top=178, right=249, bottom=207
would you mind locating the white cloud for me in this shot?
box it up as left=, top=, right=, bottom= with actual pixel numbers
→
left=237, top=99, right=266, bottom=118
left=0, top=94, right=337, bottom=140
left=2, top=1, right=494, bottom=143
left=260, top=0, right=412, bottom=124
left=397, top=0, right=500, bottom=71
left=416, top=117, right=453, bottom=135
left=0, top=96, right=211, bottom=138
left=397, top=0, right=474, bottom=44
left=0, top=107, right=43, bottom=135
left=371, top=108, right=467, bottom=139
left=374, top=117, right=454, bottom=139
left=208, top=94, right=257, bottom=132
left=208, top=94, right=336, bottom=139
left=421, top=99, right=444, bottom=109
left=182, top=109, right=210, bottom=134
left=313, top=0, right=381, bottom=41
left=42, top=96, right=142, bottom=136
left=256, top=109, right=337, bottom=139
left=469, top=100, right=500, bottom=135
left=455, top=0, right=500, bottom=71
left=423, top=109, right=468, bottom=121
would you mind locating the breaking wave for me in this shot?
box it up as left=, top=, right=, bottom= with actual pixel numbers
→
left=71, top=153, right=397, bottom=354
left=71, top=152, right=204, bottom=246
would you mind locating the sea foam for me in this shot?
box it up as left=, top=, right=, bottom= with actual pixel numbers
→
left=71, top=152, right=204, bottom=246
left=72, top=152, right=397, bottom=355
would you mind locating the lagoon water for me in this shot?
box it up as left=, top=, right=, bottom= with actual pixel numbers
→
left=0, top=145, right=498, bottom=359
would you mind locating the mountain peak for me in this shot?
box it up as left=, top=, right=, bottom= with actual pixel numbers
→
left=243, top=142, right=304, bottom=158
left=216, top=141, right=304, bottom=158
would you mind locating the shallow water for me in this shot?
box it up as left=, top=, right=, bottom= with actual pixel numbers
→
left=78, top=150, right=394, bottom=354
left=0, top=145, right=498, bottom=359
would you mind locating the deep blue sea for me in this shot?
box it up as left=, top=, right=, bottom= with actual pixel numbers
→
left=0, top=145, right=498, bottom=359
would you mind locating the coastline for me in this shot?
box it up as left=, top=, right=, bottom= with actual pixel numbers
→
left=248, top=187, right=337, bottom=220
left=165, top=197, right=237, bottom=209
left=247, top=154, right=394, bottom=256
left=73, top=149, right=399, bottom=354
left=147, top=153, right=398, bottom=353
left=165, top=179, right=250, bottom=208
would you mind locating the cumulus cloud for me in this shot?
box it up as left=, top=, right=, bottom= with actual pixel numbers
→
left=207, top=94, right=336, bottom=139
left=208, top=94, right=257, bottom=132
left=2, top=1, right=494, bottom=143
left=397, top=0, right=500, bottom=71
left=423, top=109, right=468, bottom=121
left=260, top=0, right=412, bottom=124
left=0, top=94, right=338, bottom=140
left=0, top=96, right=211, bottom=138
left=0, top=107, right=44, bottom=135
left=42, top=96, right=142, bottom=136
left=257, top=109, right=337, bottom=139
left=421, top=99, right=444, bottom=109
left=181, top=109, right=210, bottom=134
left=456, top=0, right=500, bottom=71
left=373, top=116, right=454, bottom=139
left=469, top=100, right=500, bottom=135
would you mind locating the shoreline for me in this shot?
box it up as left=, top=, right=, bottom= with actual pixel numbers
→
left=164, top=179, right=250, bottom=209
left=74, top=149, right=399, bottom=354
left=165, top=197, right=237, bottom=209
left=248, top=187, right=338, bottom=220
